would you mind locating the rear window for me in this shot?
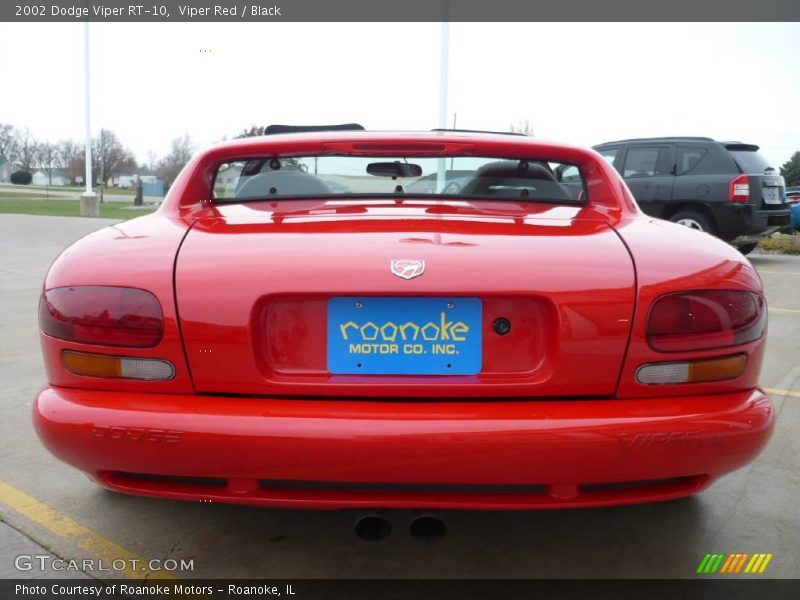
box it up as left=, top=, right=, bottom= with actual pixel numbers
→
left=213, top=156, right=586, bottom=203
left=726, top=148, right=773, bottom=174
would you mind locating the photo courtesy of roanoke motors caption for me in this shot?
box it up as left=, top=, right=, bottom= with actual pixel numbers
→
left=14, top=584, right=294, bottom=596
left=34, top=127, right=774, bottom=516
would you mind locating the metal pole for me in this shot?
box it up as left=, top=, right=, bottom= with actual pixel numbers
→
left=80, top=16, right=98, bottom=215
left=435, top=12, right=450, bottom=194
left=84, top=20, right=92, bottom=195
left=437, top=20, right=449, bottom=130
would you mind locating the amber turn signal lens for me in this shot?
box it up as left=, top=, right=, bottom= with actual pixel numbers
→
left=688, top=355, right=747, bottom=382
left=62, top=351, right=174, bottom=381
left=636, top=354, right=746, bottom=385
left=63, top=351, right=122, bottom=378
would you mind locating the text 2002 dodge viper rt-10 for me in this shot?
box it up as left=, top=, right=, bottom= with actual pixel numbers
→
left=34, top=126, right=773, bottom=510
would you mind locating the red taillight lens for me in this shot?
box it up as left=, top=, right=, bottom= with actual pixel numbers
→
left=728, top=175, right=750, bottom=202
left=39, top=286, right=163, bottom=347
left=647, top=290, right=765, bottom=352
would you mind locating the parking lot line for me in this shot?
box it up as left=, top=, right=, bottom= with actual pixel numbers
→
left=769, top=307, right=800, bottom=314
left=757, top=270, right=800, bottom=276
left=764, top=388, right=800, bottom=399
left=0, top=480, right=176, bottom=580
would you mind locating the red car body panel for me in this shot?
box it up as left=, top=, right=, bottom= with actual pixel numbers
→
left=175, top=205, right=635, bottom=398
left=33, top=132, right=774, bottom=509
left=34, top=386, right=772, bottom=510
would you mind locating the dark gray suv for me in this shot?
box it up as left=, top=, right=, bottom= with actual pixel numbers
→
left=592, top=137, right=791, bottom=254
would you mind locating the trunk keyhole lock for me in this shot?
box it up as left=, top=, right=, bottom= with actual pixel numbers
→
left=493, top=317, right=511, bottom=336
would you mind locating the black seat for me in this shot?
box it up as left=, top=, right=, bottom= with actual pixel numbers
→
left=460, top=161, right=570, bottom=200
left=236, top=171, right=332, bottom=198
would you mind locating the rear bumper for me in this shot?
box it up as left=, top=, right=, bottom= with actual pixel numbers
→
left=33, top=386, right=774, bottom=510
left=710, top=203, right=791, bottom=241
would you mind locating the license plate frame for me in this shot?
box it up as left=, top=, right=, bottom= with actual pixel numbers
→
left=327, top=297, right=482, bottom=375
left=763, top=187, right=782, bottom=205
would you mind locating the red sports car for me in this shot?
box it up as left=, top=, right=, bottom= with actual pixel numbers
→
left=34, top=126, right=774, bottom=514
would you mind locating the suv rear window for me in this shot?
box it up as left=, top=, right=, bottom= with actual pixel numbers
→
left=213, top=156, right=586, bottom=203
left=725, top=145, right=774, bottom=174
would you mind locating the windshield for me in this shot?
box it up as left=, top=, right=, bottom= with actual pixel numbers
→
left=213, top=156, right=585, bottom=203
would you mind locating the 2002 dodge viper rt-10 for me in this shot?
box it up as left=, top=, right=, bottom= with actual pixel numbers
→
left=34, top=126, right=774, bottom=510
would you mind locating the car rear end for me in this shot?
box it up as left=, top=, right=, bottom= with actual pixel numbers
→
left=716, top=142, right=790, bottom=243
left=32, top=132, right=774, bottom=510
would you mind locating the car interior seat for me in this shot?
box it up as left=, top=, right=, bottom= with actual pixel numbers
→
left=236, top=171, right=332, bottom=198
left=460, top=161, right=571, bottom=200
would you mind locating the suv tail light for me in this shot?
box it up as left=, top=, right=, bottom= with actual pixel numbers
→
left=647, top=290, right=765, bottom=352
left=39, top=286, right=163, bottom=347
left=728, top=175, right=750, bottom=203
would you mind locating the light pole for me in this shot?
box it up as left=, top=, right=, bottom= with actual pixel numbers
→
left=435, top=8, right=450, bottom=194
left=79, top=16, right=98, bottom=216
left=438, top=20, right=449, bottom=131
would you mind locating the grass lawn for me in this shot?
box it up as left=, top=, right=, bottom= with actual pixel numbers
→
left=0, top=198, right=155, bottom=220
left=0, top=191, right=49, bottom=200
left=0, top=183, right=136, bottom=196
left=758, top=232, right=800, bottom=254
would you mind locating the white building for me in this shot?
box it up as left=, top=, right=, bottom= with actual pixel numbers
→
left=32, top=169, right=69, bottom=186
left=0, top=161, right=22, bottom=182
left=113, top=172, right=158, bottom=188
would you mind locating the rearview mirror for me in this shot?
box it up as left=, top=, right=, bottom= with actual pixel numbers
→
left=367, top=161, right=423, bottom=178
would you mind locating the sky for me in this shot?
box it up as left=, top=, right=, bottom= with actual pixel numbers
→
left=1, top=22, right=798, bottom=168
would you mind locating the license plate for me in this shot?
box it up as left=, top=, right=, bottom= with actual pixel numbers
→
left=327, top=297, right=482, bottom=375
left=763, top=187, right=782, bottom=204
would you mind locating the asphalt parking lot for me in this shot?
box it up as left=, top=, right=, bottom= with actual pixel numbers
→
left=0, top=213, right=798, bottom=580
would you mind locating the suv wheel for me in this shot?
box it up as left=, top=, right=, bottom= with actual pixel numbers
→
left=736, top=243, right=758, bottom=255
left=669, top=211, right=716, bottom=234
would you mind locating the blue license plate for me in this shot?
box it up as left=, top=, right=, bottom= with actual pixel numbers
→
left=327, top=297, right=482, bottom=375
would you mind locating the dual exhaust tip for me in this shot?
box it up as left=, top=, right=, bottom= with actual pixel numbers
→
left=355, top=514, right=446, bottom=542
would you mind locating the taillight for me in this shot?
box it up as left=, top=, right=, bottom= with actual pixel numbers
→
left=39, top=286, right=163, bottom=347
left=728, top=175, right=750, bottom=202
left=647, top=290, right=765, bottom=352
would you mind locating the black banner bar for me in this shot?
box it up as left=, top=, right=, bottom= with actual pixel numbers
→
left=2, top=0, right=800, bottom=22
left=3, top=579, right=800, bottom=600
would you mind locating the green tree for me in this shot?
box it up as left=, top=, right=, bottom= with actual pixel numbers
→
left=156, top=134, right=196, bottom=186
left=14, top=128, right=38, bottom=173
left=780, top=151, right=800, bottom=187
left=0, top=123, right=18, bottom=162
left=510, top=119, right=534, bottom=136
left=10, top=170, right=32, bottom=185
left=235, top=125, right=265, bottom=138
left=35, top=142, right=59, bottom=185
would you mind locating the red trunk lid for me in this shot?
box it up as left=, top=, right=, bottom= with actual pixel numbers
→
left=175, top=201, right=635, bottom=398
